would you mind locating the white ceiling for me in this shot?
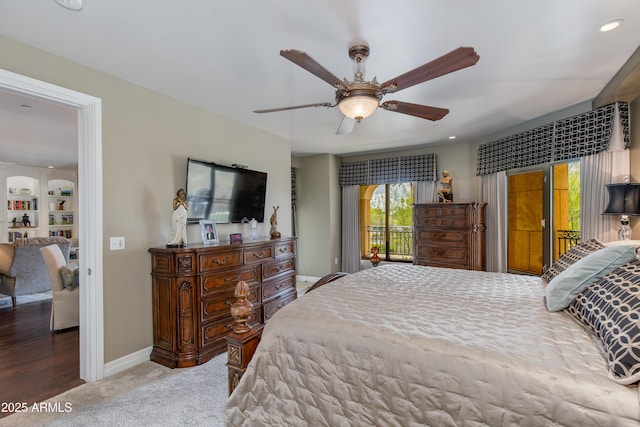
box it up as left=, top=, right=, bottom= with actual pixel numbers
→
left=2, top=0, right=640, bottom=170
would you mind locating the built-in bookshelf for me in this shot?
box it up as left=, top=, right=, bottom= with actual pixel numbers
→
left=47, top=178, right=76, bottom=239
left=2, top=168, right=78, bottom=243
left=6, top=175, right=40, bottom=242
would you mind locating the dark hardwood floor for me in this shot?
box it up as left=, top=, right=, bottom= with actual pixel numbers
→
left=0, top=299, right=83, bottom=418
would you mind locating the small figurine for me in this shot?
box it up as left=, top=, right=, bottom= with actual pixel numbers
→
left=167, top=188, right=188, bottom=247
left=58, top=199, right=66, bottom=210
left=270, top=206, right=281, bottom=239
left=250, top=218, right=258, bottom=239
left=370, top=246, right=381, bottom=267
left=437, top=170, right=453, bottom=203
left=12, top=217, right=17, bottom=228
left=22, top=213, right=31, bottom=227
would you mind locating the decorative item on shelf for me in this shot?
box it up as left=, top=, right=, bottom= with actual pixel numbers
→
left=249, top=218, right=258, bottom=239
left=230, top=280, right=253, bottom=334
left=20, top=188, right=31, bottom=195
left=200, top=219, right=218, bottom=244
left=11, top=218, right=17, bottom=228
left=370, top=246, right=381, bottom=267
left=437, top=170, right=453, bottom=203
left=167, top=188, right=188, bottom=248
left=60, top=188, right=72, bottom=197
left=602, top=183, right=640, bottom=240
left=58, top=199, right=66, bottom=210
left=230, top=233, right=243, bottom=244
left=8, top=187, right=15, bottom=194
left=269, top=206, right=281, bottom=239
left=21, top=213, right=31, bottom=227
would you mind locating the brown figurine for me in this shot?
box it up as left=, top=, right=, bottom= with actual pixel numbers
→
left=269, top=206, right=281, bottom=239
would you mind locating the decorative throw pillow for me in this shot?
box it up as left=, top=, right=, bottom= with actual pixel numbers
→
left=59, top=264, right=79, bottom=291
left=545, top=244, right=638, bottom=311
left=566, top=260, right=640, bottom=385
left=541, top=238, right=605, bottom=284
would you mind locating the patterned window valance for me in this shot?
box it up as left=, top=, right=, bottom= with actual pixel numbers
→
left=476, top=102, right=630, bottom=175
left=339, top=153, right=437, bottom=186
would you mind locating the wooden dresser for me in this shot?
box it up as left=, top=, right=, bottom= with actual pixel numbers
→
left=413, top=202, right=486, bottom=271
left=148, top=236, right=297, bottom=368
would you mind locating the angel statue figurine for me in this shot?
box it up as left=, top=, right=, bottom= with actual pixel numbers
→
left=167, top=188, right=188, bottom=247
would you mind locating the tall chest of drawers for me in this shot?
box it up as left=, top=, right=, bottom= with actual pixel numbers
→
left=413, top=203, right=486, bottom=271
left=148, top=236, right=297, bottom=368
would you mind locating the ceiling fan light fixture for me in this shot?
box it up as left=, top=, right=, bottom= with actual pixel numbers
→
left=55, top=0, right=83, bottom=11
left=338, top=95, right=379, bottom=122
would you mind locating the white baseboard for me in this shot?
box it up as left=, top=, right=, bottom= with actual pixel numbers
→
left=297, top=275, right=320, bottom=283
left=103, top=345, right=153, bottom=377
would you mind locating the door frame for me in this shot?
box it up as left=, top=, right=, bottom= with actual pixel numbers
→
left=0, top=68, right=104, bottom=382
left=506, top=165, right=552, bottom=274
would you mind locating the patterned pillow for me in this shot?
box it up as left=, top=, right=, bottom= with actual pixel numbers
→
left=541, top=238, right=605, bottom=284
left=565, top=260, right=640, bottom=384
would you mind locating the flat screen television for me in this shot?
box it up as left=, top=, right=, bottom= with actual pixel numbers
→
left=185, top=158, right=268, bottom=224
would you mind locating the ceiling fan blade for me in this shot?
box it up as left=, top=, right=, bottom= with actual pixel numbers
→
left=253, top=102, right=332, bottom=113
left=380, top=47, right=479, bottom=94
left=336, top=116, right=356, bottom=135
left=280, top=49, right=344, bottom=88
left=381, top=101, right=449, bottom=121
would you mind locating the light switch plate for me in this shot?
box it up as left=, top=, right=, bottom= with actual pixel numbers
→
left=110, top=236, right=125, bottom=250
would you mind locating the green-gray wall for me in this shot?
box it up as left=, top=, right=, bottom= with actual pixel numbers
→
left=1, top=35, right=292, bottom=363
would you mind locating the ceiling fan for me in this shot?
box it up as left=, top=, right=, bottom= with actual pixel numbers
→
left=254, top=42, right=479, bottom=134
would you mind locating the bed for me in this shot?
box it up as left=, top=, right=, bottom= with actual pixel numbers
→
left=225, top=245, right=640, bottom=426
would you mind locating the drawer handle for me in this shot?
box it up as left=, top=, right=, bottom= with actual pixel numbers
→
left=225, top=301, right=232, bottom=306
left=225, top=323, right=234, bottom=330
left=275, top=283, right=282, bottom=290
left=213, top=256, right=230, bottom=265
left=275, top=266, right=282, bottom=272
left=224, top=275, right=241, bottom=283
left=253, top=252, right=265, bottom=259
left=278, top=247, right=288, bottom=253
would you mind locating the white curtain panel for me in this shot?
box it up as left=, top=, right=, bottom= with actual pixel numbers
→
left=341, top=185, right=361, bottom=273
left=580, top=105, right=629, bottom=243
left=480, top=171, right=508, bottom=272
left=414, top=181, right=437, bottom=204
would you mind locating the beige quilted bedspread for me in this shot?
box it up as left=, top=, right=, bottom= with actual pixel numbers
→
left=225, top=264, right=639, bottom=426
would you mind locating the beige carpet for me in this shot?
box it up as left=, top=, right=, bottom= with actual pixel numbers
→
left=0, top=353, right=228, bottom=426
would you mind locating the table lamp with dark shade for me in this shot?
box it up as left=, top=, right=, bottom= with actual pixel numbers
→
left=602, top=183, right=640, bottom=240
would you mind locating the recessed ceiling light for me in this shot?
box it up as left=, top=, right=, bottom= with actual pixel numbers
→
left=48, top=166, right=55, bottom=169
left=55, top=0, right=83, bottom=11
left=448, top=136, right=456, bottom=140
left=600, top=19, right=623, bottom=32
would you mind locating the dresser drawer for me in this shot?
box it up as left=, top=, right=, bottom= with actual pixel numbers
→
left=201, top=265, right=261, bottom=296
left=262, top=257, right=295, bottom=280
left=199, top=250, right=243, bottom=273
left=263, top=288, right=297, bottom=321
left=274, top=240, right=296, bottom=259
left=262, top=272, right=295, bottom=303
left=244, top=245, right=273, bottom=265
left=415, top=244, right=468, bottom=264
left=201, top=284, right=261, bottom=324
left=415, top=229, right=469, bottom=245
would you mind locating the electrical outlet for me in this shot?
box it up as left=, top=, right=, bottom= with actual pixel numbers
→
left=110, top=236, right=125, bottom=251
left=334, top=257, right=338, bottom=265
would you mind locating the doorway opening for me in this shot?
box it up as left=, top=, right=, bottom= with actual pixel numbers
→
left=0, top=69, right=104, bottom=382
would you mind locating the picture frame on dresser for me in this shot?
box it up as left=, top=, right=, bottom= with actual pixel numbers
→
left=199, top=219, right=218, bottom=244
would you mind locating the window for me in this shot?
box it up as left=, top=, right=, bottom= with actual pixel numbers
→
left=360, top=183, right=413, bottom=262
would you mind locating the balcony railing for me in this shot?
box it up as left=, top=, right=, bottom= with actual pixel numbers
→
left=556, top=229, right=580, bottom=258
left=366, top=225, right=413, bottom=260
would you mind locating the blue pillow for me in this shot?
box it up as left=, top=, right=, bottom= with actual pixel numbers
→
left=545, top=244, right=638, bottom=311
